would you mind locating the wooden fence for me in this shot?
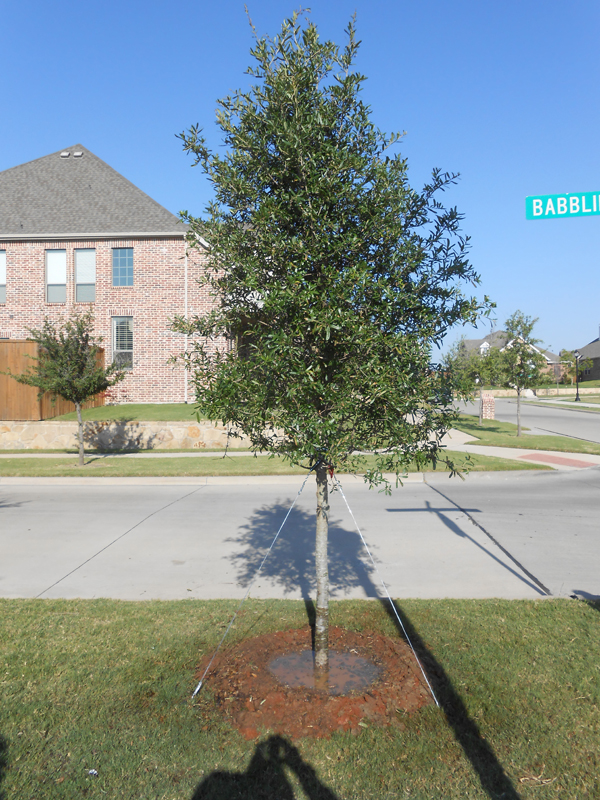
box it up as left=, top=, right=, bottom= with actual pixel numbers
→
left=0, top=340, right=105, bottom=420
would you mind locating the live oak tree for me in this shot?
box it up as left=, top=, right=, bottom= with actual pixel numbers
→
left=6, top=310, right=125, bottom=465
left=500, top=311, right=547, bottom=436
left=174, top=13, right=489, bottom=673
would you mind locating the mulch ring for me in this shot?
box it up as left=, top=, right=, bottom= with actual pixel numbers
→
left=194, top=626, right=433, bottom=739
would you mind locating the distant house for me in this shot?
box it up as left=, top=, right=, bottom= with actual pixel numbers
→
left=462, top=331, right=561, bottom=378
left=0, top=144, right=220, bottom=404
left=576, top=333, right=600, bottom=381
left=462, top=330, right=510, bottom=356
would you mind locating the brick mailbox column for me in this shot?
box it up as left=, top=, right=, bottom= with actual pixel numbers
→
left=481, top=394, right=495, bottom=420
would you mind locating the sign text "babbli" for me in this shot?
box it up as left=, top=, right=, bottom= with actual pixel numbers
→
left=526, top=192, right=600, bottom=220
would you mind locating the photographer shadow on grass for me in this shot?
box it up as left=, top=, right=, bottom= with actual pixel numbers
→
left=191, top=735, right=339, bottom=800
left=227, top=498, right=524, bottom=800
left=0, top=735, right=8, bottom=800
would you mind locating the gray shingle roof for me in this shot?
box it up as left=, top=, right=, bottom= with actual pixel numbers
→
left=0, top=144, right=185, bottom=237
left=463, top=331, right=508, bottom=353
left=578, top=338, right=600, bottom=359
left=463, top=330, right=558, bottom=362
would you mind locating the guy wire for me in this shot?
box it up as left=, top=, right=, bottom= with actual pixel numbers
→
left=333, top=475, right=440, bottom=708
left=191, top=469, right=313, bottom=698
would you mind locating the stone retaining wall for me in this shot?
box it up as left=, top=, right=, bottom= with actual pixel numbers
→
left=533, top=386, right=598, bottom=396
left=0, top=420, right=252, bottom=451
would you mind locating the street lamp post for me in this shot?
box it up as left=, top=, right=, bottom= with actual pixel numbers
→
left=574, top=350, right=581, bottom=402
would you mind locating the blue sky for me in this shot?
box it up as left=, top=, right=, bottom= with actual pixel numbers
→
left=2, top=0, right=599, bottom=354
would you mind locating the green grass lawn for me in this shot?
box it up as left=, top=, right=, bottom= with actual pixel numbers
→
left=577, top=379, right=600, bottom=388
left=539, top=395, right=600, bottom=404
left=52, top=392, right=600, bottom=424
left=479, top=380, right=600, bottom=391
left=455, top=414, right=600, bottom=455
left=0, top=451, right=547, bottom=478
left=53, top=403, right=202, bottom=422
left=0, top=597, right=598, bottom=799
left=523, top=400, right=600, bottom=413
left=533, top=382, right=600, bottom=392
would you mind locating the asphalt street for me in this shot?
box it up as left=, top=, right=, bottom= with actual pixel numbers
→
left=1, top=468, right=598, bottom=601
left=458, top=397, right=600, bottom=443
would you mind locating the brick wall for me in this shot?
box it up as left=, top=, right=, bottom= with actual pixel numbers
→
left=0, top=237, right=224, bottom=403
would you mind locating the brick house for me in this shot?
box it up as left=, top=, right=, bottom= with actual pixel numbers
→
left=0, top=144, right=219, bottom=404
left=575, top=330, right=600, bottom=381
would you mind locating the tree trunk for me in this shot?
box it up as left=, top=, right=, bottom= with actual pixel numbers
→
left=516, top=388, right=521, bottom=437
left=76, top=402, right=85, bottom=466
left=478, top=387, right=483, bottom=426
left=314, top=464, right=330, bottom=684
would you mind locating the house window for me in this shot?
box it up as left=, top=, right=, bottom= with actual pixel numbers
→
left=112, top=248, right=133, bottom=286
left=46, top=249, right=67, bottom=302
left=75, top=249, right=96, bottom=302
left=112, top=316, right=133, bottom=370
left=0, top=250, right=5, bottom=303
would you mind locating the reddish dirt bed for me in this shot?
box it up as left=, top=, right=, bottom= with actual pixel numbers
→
left=195, top=626, right=433, bottom=739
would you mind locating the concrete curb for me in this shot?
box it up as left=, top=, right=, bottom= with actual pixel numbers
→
left=0, top=473, right=426, bottom=486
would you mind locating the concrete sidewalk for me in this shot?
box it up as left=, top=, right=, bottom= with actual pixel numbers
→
left=2, top=466, right=598, bottom=601
left=0, top=475, right=550, bottom=601
left=440, top=429, right=600, bottom=472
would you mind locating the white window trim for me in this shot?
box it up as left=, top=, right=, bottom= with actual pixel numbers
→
left=0, top=250, right=6, bottom=304
left=75, top=248, right=96, bottom=302
left=112, top=316, right=133, bottom=370
left=46, top=249, right=67, bottom=303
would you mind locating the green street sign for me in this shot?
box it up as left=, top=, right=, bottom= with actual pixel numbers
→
left=526, top=192, right=600, bottom=220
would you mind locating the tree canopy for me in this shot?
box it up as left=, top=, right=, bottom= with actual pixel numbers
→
left=176, top=12, right=489, bottom=481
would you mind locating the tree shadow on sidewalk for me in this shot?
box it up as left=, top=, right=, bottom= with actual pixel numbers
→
left=191, top=735, right=339, bottom=799
left=228, top=501, right=378, bottom=600
left=0, top=497, right=27, bottom=510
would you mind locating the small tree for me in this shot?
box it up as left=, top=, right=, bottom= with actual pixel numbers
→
left=443, top=338, right=474, bottom=395
left=175, top=13, right=489, bottom=673
left=559, top=350, right=592, bottom=385
left=6, top=310, right=125, bottom=465
left=444, top=339, right=502, bottom=424
left=500, top=311, right=547, bottom=435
